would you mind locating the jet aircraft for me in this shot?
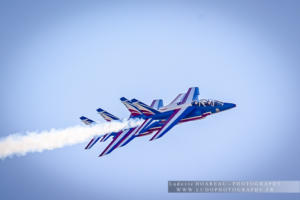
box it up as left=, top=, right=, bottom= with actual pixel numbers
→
left=81, top=87, right=236, bottom=157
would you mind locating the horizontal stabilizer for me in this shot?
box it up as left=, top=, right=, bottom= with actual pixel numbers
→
left=120, top=97, right=143, bottom=117
left=131, top=99, right=161, bottom=116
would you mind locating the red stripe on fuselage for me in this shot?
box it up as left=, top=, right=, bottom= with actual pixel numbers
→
left=179, top=113, right=211, bottom=123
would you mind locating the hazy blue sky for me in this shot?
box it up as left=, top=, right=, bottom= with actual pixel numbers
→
left=0, top=1, right=299, bottom=200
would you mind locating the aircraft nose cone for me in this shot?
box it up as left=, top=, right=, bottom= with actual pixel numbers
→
left=225, top=103, right=236, bottom=110
left=222, top=103, right=236, bottom=110
left=229, top=103, right=236, bottom=108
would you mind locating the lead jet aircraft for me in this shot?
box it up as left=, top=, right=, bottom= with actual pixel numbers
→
left=81, top=87, right=236, bottom=157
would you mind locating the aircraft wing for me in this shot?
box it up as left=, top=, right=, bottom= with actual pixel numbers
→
left=85, top=132, right=118, bottom=149
left=131, top=99, right=161, bottom=116
left=150, top=106, right=195, bottom=141
left=118, top=118, right=153, bottom=147
left=85, top=135, right=103, bottom=149
left=98, top=128, right=136, bottom=156
left=98, top=118, right=155, bottom=156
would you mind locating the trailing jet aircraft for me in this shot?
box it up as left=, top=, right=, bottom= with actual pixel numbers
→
left=81, top=87, right=236, bottom=157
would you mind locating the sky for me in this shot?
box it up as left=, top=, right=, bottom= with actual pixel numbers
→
left=0, top=1, right=300, bottom=200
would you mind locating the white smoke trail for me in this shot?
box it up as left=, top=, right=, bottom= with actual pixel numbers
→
left=0, top=119, right=142, bottom=159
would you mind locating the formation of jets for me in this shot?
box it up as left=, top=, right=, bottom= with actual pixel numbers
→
left=80, top=87, right=236, bottom=157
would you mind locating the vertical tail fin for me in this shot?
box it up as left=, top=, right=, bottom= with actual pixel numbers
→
left=150, top=99, right=164, bottom=110
left=179, top=87, right=200, bottom=104
left=80, top=116, right=96, bottom=125
left=96, top=108, right=120, bottom=122
left=120, top=97, right=143, bottom=117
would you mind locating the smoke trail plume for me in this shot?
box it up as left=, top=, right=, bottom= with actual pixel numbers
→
left=0, top=119, right=142, bottom=159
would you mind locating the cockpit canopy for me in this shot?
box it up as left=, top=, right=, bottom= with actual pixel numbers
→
left=192, top=99, right=224, bottom=107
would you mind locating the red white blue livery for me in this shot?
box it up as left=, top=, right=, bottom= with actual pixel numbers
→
left=80, top=87, right=236, bottom=157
